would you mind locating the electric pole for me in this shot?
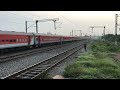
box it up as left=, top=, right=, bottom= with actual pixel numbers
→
left=36, top=18, right=59, bottom=34
left=72, top=30, right=73, bottom=36
left=103, top=26, right=106, bottom=36
left=90, top=26, right=105, bottom=35
left=89, top=26, right=106, bottom=37
left=36, top=20, right=38, bottom=33
left=115, top=14, right=118, bottom=45
left=53, top=19, right=57, bottom=30
left=25, top=21, right=27, bottom=33
left=25, top=20, right=35, bottom=33
left=25, top=18, right=59, bottom=34
left=70, top=32, right=71, bottom=36
left=90, top=27, right=94, bottom=33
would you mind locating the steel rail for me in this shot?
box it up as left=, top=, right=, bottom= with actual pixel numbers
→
left=0, top=41, right=82, bottom=63
left=1, top=42, right=85, bottom=79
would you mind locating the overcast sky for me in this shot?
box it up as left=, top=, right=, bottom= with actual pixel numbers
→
left=0, top=11, right=120, bottom=36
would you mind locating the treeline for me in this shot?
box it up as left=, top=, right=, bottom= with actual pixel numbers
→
left=102, top=34, right=120, bottom=42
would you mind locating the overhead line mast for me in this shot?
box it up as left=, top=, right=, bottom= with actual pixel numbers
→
left=89, top=26, right=106, bottom=36
left=25, top=18, right=59, bottom=33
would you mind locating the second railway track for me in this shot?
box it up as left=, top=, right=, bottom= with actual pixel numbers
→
left=1, top=42, right=85, bottom=79
left=0, top=41, right=83, bottom=63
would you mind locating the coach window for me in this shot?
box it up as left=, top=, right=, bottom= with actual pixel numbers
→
left=13, top=40, right=16, bottom=42
left=10, top=40, right=12, bottom=42
left=6, top=40, right=9, bottom=42
left=16, top=39, right=19, bottom=42
left=19, top=39, right=21, bottom=42
left=2, top=40, right=5, bottom=42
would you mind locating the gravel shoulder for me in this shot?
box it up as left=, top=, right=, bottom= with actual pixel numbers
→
left=0, top=41, right=84, bottom=78
left=47, top=48, right=85, bottom=79
left=47, top=42, right=91, bottom=79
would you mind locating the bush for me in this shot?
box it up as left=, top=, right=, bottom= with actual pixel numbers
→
left=63, top=52, right=120, bottom=79
left=91, top=40, right=120, bottom=52
left=63, top=64, right=84, bottom=78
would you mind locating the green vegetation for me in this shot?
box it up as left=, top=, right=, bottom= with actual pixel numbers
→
left=91, top=40, right=120, bottom=52
left=63, top=38, right=120, bottom=79
left=63, top=52, right=120, bottom=79
left=102, top=34, right=120, bottom=42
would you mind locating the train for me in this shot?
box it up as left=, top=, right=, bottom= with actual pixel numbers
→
left=0, top=30, right=89, bottom=53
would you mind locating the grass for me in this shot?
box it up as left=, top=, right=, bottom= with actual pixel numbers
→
left=91, top=40, right=120, bottom=52
left=63, top=52, right=120, bottom=79
left=63, top=40, right=120, bottom=79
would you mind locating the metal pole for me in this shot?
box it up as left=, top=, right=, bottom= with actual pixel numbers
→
left=79, top=30, right=81, bottom=36
left=115, top=14, right=118, bottom=45
left=53, top=20, right=57, bottom=35
left=36, top=20, right=38, bottom=33
left=92, top=27, right=94, bottom=33
left=103, top=26, right=105, bottom=36
left=54, top=20, right=56, bottom=30
left=70, top=32, right=71, bottom=36
left=72, top=30, right=73, bottom=36
left=80, top=30, right=82, bottom=36
left=103, top=26, right=106, bottom=41
left=25, top=21, right=27, bottom=33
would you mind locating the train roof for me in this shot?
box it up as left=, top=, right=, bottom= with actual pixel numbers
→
left=34, top=33, right=73, bottom=37
left=0, top=30, right=33, bottom=35
left=0, top=30, right=83, bottom=37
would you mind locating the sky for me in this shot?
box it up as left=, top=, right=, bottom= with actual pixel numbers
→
left=0, top=11, right=120, bottom=36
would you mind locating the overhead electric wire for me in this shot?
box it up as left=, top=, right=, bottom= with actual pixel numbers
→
left=55, top=12, right=81, bottom=29
left=27, top=22, right=36, bottom=29
left=56, top=22, right=62, bottom=28
left=0, top=11, right=61, bottom=34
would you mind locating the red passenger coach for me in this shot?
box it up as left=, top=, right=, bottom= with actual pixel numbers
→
left=34, top=33, right=62, bottom=46
left=40, top=35, right=61, bottom=44
left=62, top=36, right=73, bottom=41
left=0, top=30, right=85, bottom=53
left=0, top=31, right=34, bottom=49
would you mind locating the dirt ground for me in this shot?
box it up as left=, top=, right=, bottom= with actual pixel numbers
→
left=112, top=53, right=120, bottom=62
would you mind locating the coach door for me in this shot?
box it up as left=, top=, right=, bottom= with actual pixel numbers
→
left=28, top=36, right=31, bottom=46
left=38, top=36, right=41, bottom=47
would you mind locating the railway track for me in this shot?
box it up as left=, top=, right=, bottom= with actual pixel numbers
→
left=1, top=42, right=85, bottom=79
left=0, top=41, right=82, bottom=63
